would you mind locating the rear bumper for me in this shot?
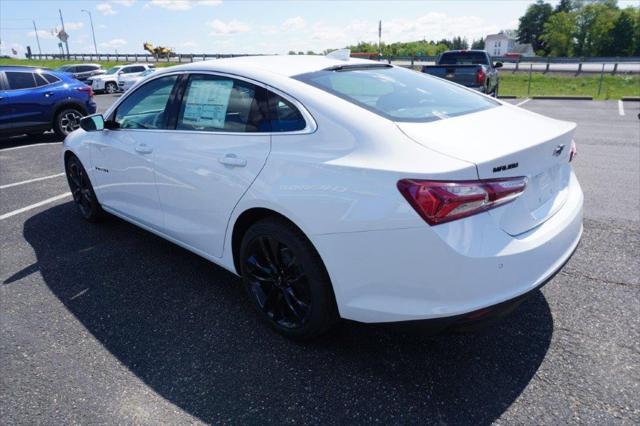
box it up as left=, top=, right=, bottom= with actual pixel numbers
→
left=313, top=171, right=583, bottom=323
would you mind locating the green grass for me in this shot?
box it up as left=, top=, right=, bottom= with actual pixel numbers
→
left=500, top=73, right=640, bottom=100
left=0, top=58, right=178, bottom=69
left=2, top=58, right=639, bottom=100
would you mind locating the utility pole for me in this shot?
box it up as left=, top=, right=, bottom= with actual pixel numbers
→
left=32, top=20, right=42, bottom=54
left=378, top=20, right=382, bottom=58
left=58, top=9, right=69, bottom=57
left=81, top=9, right=98, bottom=55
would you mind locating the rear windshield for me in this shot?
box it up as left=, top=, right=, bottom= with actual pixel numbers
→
left=294, top=65, right=498, bottom=122
left=439, top=51, right=489, bottom=65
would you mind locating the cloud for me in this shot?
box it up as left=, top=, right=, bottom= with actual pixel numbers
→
left=282, top=16, right=306, bottom=31
left=97, top=3, right=116, bottom=15
left=64, top=22, right=85, bottom=31
left=207, top=19, right=250, bottom=36
left=146, top=0, right=221, bottom=10
left=113, top=0, right=136, bottom=6
left=26, top=30, right=56, bottom=39
left=180, top=41, right=198, bottom=48
left=100, top=38, right=128, bottom=48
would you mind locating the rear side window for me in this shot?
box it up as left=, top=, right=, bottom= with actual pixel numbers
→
left=42, top=73, right=61, bottom=83
left=268, top=93, right=306, bottom=132
left=6, top=72, right=36, bottom=90
left=177, top=74, right=269, bottom=133
left=294, top=65, right=498, bottom=122
left=34, top=73, right=49, bottom=86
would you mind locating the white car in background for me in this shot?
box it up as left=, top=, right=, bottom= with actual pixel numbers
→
left=118, top=68, right=156, bottom=92
left=87, top=63, right=155, bottom=94
left=63, top=53, right=583, bottom=339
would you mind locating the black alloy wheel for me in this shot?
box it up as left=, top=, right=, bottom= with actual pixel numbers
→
left=245, top=235, right=312, bottom=329
left=65, top=155, right=103, bottom=222
left=240, top=218, right=339, bottom=339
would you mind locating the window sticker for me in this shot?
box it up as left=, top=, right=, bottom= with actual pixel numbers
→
left=182, top=79, right=234, bottom=129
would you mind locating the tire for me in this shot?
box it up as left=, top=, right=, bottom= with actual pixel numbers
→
left=54, top=108, right=83, bottom=138
left=239, top=218, right=339, bottom=339
left=105, top=82, right=118, bottom=94
left=65, top=154, right=104, bottom=222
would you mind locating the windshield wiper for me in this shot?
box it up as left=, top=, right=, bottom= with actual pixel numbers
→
left=323, top=63, right=393, bottom=72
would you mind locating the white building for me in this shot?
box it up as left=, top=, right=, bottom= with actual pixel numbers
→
left=485, top=32, right=515, bottom=56
left=484, top=32, right=535, bottom=57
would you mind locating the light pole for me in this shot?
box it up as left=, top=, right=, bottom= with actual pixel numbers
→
left=81, top=9, right=98, bottom=55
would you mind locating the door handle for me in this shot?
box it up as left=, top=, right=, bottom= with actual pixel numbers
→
left=44, top=92, right=54, bottom=97
left=135, top=143, right=153, bottom=154
left=219, top=154, right=247, bottom=167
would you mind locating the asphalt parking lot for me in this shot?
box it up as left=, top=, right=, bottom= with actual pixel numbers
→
left=1, top=96, right=638, bottom=424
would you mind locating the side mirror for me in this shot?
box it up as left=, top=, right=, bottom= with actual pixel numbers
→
left=494, top=62, right=503, bottom=68
left=117, top=71, right=124, bottom=75
left=80, top=114, right=105, bottom=132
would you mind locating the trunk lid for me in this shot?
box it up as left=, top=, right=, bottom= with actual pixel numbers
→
left=398, top=104, right=575, bottom=235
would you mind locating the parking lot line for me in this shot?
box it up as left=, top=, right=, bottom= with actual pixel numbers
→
left=618, top=100, right=625, bottom=116
left=516, top=98, right=531, bottom=107
left=0, top=142, right=62, bottom=152
left=0, top=192, right=70, bottom=220
left=0, top=173, right=65, bottom=189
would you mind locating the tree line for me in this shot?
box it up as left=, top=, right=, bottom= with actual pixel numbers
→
left=519, top=0, right=639, bottom=56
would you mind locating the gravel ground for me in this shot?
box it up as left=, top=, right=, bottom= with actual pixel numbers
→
left=0, top=96, right=638, bottom=424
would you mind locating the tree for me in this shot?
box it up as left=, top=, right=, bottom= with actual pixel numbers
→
left=451, top=36, right=469, bottom=50
left=541, top=11, right=576, bottom=56
left=610, top=8, right=635, bottom=56
left=471, top=38, right=485, bottom=49
left=287, top=51, right=296, bottom=55
left=517, top=0, right=554, bottom=53
left=554, top=0, right=575, bottom=13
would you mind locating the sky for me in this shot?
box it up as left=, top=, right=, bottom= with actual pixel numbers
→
left=1, top=0, right=637, bottom=56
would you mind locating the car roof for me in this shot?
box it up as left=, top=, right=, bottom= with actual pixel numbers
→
left=0, top=65, right=52, bottom=71
left=59, top=63, right=102, bottom=67
left=164, top=55, right=378, bottom=78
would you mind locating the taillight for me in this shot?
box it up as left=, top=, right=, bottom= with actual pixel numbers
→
left=569, top=140, right=577, bottom=162
left=77, top=85, right=94, bottom=98
left=397, top=177, right=527, bottom=225
left=476, top=67, right=486, bottom=85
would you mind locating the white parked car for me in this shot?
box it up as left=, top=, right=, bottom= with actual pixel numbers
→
left=118, top=68, right=156, bottom=92
left=87, top=63, right=154, bottom=94
left=64, top=53, right=583, bottom=339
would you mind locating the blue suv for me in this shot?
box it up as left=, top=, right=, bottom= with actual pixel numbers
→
left=0, top=66, right=97, bottom=138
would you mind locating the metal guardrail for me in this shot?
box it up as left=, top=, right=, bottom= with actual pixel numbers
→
left=23, top=53, right=640, bottom=74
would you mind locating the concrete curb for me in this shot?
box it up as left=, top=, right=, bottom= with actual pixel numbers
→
left=532, top=95, right=593, bottom=100
left=621, top=96, right=640, bottom=102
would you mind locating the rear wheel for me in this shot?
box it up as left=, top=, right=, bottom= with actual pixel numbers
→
left=65, top=155, right=103, bottom=222
left=240, top=218, right=339, bottom=339
left=54, top=108, right=83, bottom=137
left=105, top=82, right=118, bottom=94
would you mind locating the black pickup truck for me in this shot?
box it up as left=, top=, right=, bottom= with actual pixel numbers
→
left=422, top=50, right=502, bottom=97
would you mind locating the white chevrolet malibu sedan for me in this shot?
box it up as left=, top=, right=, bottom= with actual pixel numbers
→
left=63, top=53, right=583, bottom=339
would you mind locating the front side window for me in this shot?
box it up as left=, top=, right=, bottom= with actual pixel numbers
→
left=268, top=93, right=306, bottom=132
left=295, top=65, right=498, bottom=122
left=177, top=74, right=269, bottom=132
left=6, top=72, right=36, bottom=90
left=105, top=67, right=121, bottom=75
left=114, top=75, right=178, bottom=129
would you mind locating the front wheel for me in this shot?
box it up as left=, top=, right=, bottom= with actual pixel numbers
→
left=65, top=155, right=104, bottom=222
left=54, top=108, right=83, bottom=138
left=105, top=82, right=118, bottom=94
left=240, top=218, right=339, bottom=339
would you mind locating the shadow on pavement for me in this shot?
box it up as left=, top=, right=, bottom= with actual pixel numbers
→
left=18, top=202, right=554, bottom=423
left=0, top=132, right=62, bottom=150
